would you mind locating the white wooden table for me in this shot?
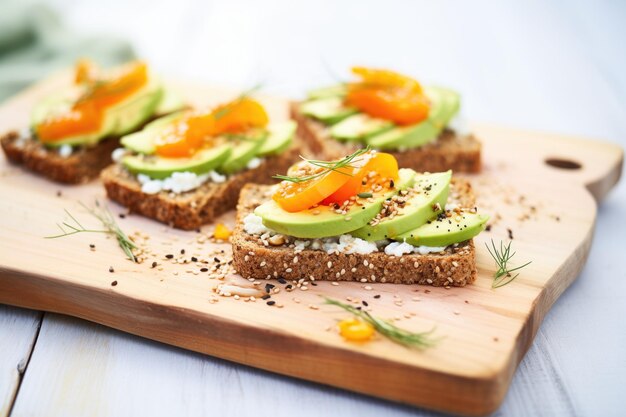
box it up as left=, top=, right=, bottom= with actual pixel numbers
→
left=2, top=1, right=625, bottom=416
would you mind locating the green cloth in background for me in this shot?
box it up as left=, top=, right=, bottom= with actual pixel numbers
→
left=0, top=1, right=135, bottom=102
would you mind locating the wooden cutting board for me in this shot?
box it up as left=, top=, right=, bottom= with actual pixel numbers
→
left=0, top=72, right=622, bottom=416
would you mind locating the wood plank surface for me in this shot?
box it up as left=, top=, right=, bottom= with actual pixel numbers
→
left=0, top=307, right=41, bottom=417
left=0, top=70, right=621, bottom=415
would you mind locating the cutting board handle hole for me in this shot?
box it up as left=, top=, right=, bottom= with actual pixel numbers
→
left=545, top=158, right=582, bottom=170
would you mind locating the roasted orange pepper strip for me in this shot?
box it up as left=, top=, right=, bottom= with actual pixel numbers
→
left=273, top=164, right=356, bottom=213
left=322, top=152, right=398, bottom=205
left=37, top=60, right=148, bottom=143
left=346, top=67, right=430, bottom=125
left=154, top=97, right=268, bottom=158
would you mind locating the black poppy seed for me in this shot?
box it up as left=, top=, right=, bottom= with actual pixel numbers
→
left=374, top=294, right=381, bottom=299
left=109, top=266, right=114, bottom=273
left=165, top=254, right=174, bottom=259
left=191, top=256, right=198, bottom=262
left=262, top=295, right=271, bottom=300
left=356, top=306, right=362, bottom=310
left=486, top=225, right=492, bottom=232
left=311, top=282, right=317, bottom=286
left=389, top=179, right=395, bottom=188
left=118, top=213, right=126, bottom=219
left=89, top=244, right=95, bottom=249
left=266, top=300, right=276, bottom=306
left=214, top=257, right=220, bottom=263
left=200, top=267, right=208, bottom=272
left=180, top=249, right=185, bottom=254
left=285, top=284, right=293, bottom=290
left=362, top=300, right=369, bottom=306
left=507, top=228, right=514, bottom=240
left=56, top=190, right=62, bottom=197
left=151, top=262, right=157, bottom=268
left=277, top=278, right=287, bottom=284
left=111, top=281, right=118, bottom=286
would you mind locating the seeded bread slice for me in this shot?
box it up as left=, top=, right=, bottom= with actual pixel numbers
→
left=1, top=130, right=124, bottom=184
left=290, top=102, right=482, bottom=173
left=232, top=178, right=479, bottom=286
left=0, top=108, right=182, bottom=185
left=101, top=145, right=301, bottom=230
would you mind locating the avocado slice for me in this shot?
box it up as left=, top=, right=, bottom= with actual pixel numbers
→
left=257, top=121, right=296, bottom=156
left=329, top=113, right=394, bottom=142
left=121, top=111, right=187, bottom=155
left=121, top=130, right=156, bottom=155
left=307, top=84, right=347, bottom=100
left=395, top=212, right=489, bottom=247
left=299, top=97, right=358, bottom=125
left=31, top=79, right=164, bottom=148
left=219, top=130, right=268, bottom=174
left=122, top=144, right=232, bottom=180
left=366, top=87, right=460, bottom=150
left=350, top=171, right=451, bottom=241
left=154, top=87, right=186, bottom=116
left=255, top=169, right=416, bottom=239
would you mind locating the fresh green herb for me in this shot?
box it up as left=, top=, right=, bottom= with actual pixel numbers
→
left=46, top=201, right=137, bottom=262
left=323, top=297, right=438, bottom=349
left=485, top=239, right=532, bottom=288
left=274, top=146, right=371, bottom=183
left=357, top=192, right=373, bottom=198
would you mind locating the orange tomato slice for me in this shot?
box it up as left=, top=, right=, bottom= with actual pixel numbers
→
left=351, top=66, right=423, bottom=93
left=37, top=60, right=148, bottom=143
left=321, top=152, right=398, bottom=205
left=273, top=163, right=357, bottom=212
left=36, top=101, right=102, bottom=142
left=154, top=97, right=268, bottom=158
left=213, top=97, right=269, bottom=133
left=346, top=67, right=430, bottom=126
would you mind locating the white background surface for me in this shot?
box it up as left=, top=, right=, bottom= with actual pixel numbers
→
left=1, top=1, right=625, bottom=416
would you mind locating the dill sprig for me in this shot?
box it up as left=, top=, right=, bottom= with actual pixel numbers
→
left=323, top=297, right=438, bottom=349
left=46, top=201, right=137, bottom=262
left=485, top=239, right=532, bottom=288
left=274, top=146, right=371, bottom=183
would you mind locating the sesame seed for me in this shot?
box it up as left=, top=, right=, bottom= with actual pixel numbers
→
left=364, top=285, right=372, bottom=291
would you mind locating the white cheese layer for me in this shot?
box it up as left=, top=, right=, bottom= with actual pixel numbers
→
left=137, top=170, right=226, bottom=195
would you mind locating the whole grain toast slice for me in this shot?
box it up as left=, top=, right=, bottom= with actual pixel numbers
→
left=101, top=145, right=301, bottom=230
left=1, top=130, right=124, bottom=184
left=232, top=178, right=479, bottom=287
left=290, top=102, right=482, bottom=173
left=0, top=109, right=179, bottom=184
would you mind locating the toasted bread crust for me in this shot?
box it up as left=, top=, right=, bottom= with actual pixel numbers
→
left=1, top=131, right=121, bottom=184
left=101, top=145, right=301, bottom=230
left=231, top=179, right=478, bottom=286
left=290, top=102, right=481, bottom=173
